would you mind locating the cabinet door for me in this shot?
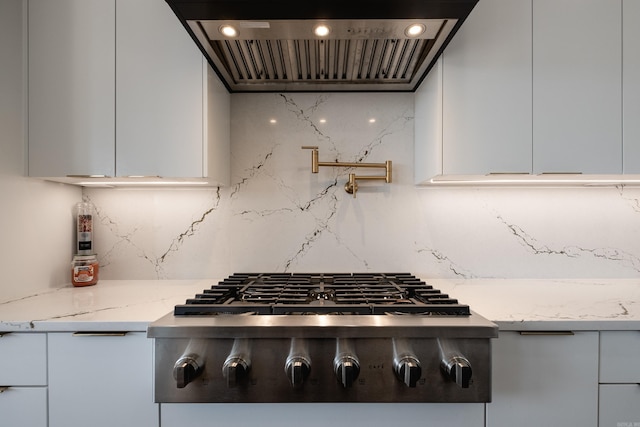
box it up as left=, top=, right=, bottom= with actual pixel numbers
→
left=600, top=385, right=640, bottom=427
left=442, top=0, right=532, bottom=175
left=623, top=0, right=640, bottom=173
left=48, top=332, right=158, bottom=427
left=28, top=0, right=115, bottom=177
left=533, top=0, right=622, bottom=174
left=486, top=331, right=598, bottom=427
left=116, top=0, right=204, bottom=178
left=600, top=331, right=640, bottom=383
left=162, top=402, right=485, bottom=427
left=0, top=334, right=47, bottom=427
left=0, top=387, right=47, bottom=427
left=0, top=332, right=47, bottom=386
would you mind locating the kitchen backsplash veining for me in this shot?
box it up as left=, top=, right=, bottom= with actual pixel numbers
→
left=83, top=93, right=640, bottom=281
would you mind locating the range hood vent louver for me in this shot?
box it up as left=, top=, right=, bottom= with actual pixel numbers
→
left=165, top=0, right=479, bottom=93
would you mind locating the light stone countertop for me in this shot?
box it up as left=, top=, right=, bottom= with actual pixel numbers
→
left=1, top=278, right=640, bottom=332
left=0, top=280, right=213, bottom=332
left=430, top=278, right=640, bottom=331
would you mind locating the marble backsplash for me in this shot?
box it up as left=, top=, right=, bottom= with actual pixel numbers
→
left=84, top=93, right=640, bottom=280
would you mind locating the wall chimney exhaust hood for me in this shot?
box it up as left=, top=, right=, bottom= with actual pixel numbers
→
left=165, top=0, right=479, bottom=92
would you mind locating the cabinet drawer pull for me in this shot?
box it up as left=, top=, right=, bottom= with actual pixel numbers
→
left=487, top=172, right=530, bottom=175
left=0, top=386, right=9, bottom=393
left=519, top=331, right=575, bottom=336
left=0, top=332, right=9, bottom=337
left=72, top=331, right=128, bottom=337
left=538, top=172, right=583, bottom=175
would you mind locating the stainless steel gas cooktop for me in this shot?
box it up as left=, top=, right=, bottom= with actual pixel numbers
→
left=148, top=273, right=497, bottom=403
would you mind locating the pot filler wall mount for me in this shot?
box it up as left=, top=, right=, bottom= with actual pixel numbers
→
left=148, top=273, right=498, bottom=403
left=164, top=0, right=479, bottom=92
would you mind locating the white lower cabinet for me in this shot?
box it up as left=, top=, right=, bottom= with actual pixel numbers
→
left=161, top=402, right=485, bottom=427
left=0, top=333, right=48, bottom=427
left=600, top=385, right=640, bottom=427
left=0, top=387, right=48, bottom=427
left=599, top=331, right=640, bottom=427
left=486, top=331, right=599, bottom=427
left=48, top=332, right=158, bottom=427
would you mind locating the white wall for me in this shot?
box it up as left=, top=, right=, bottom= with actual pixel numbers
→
left=0, top=0, right=81, bottom=301
left=3, top=0, right=640, bottom=294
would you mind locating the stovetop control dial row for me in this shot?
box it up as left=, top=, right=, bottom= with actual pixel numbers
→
left=172, top=338, right=473, bottom=390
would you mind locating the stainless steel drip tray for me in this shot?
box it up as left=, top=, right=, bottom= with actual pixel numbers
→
left=148, top=311, right=498, bottom=339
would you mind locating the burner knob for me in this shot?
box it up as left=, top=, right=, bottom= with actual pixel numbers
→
left=334, top=339, right=360, bottom=388
left=173, top=355, right=203, bottom=389
left=222, top=338, right=252, bottom=388
left=394, top=356, right=422, bottom=388
left=222, top=357, right=250, bottom=388
left=392, top=338, right=422, bottom=388
left=285, top=357, right=311, bottom=388
left=441, top=356, right=472, bottom=388
left=334, top=356, right=360, bottom=388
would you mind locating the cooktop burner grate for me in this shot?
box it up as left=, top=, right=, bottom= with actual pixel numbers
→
left=174, top=273, right=470, bottom=316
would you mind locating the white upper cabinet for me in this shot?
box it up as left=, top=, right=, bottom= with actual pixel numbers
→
left=623, top=0, right=640, bottom=173
left=533, top=0, right=622, bottom=174
left=442, top=0, right=532, bottom=175
left=28, top=0, right=116, bottom=177
left=28, top=0, right=230, bottom=184
left=116, top=0, right=205, bottom=178
left=416, top=0, right=627, bottom=181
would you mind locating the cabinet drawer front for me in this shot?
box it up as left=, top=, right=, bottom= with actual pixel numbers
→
left=0, top=333, right=47, bottom=385
left=48, top=332, right=158, bottom=427
left=599, top=385, right=640, bottom=427
left=600, top=331, right=640, bottom=383
left=0, top=387, right=47, bottom=427
left=161, top=402, right=486, bottom=427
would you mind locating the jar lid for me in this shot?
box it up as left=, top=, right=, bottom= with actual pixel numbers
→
left=73, top=254, right=97, bottom=260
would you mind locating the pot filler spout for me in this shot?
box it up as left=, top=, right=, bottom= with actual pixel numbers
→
left=164, top=0, right=479, bottom=92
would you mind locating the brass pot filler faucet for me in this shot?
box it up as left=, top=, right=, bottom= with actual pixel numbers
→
left=301, top=146, right=392, bottom=198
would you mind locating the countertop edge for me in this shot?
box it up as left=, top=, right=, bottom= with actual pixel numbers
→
left=2, top=279, right=640, bottom=333
left=2, top=319, right=640, bottom=334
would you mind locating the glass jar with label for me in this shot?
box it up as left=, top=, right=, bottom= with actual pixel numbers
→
left=71, top=254, right=99, bottom=287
